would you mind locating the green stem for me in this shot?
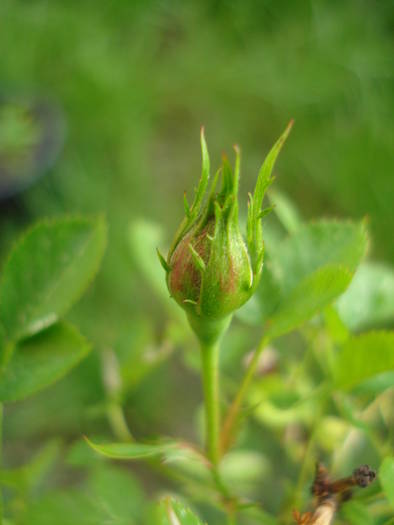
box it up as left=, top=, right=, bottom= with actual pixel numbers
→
left=200, top=341, right=220, bottom=466
left=107, top=402, right=134, bottom=442
left=0, top=403, right=3, bottom=525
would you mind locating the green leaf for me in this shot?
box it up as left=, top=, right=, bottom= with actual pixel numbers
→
left=86, top=438, right=211, bottom=488
left=0, top=323, right=4, bottom=363
left=266, top=265, right=352, bottom=339
left=23, top=465, right=145, bottom=525
left=157, top=497, right=206, bottom=525
left=270, top=220, right=367, bottom=293
left=0, top=322, right=90, bottom=402
left=86, top=439, right=177, bottom=460
left=66, top=437, right=107, bottom=467
left=341, top=501, right=374, bottom=525
left=88, top=465, right=145, bottom=522
left=353, top=371, right=394, bottom=396
left=239, top=220, right=367, bottom=330
left=334, top=331, right=394, bottom=390
left=380, top=457, right=394, bottom=509
left=324, top=306, right=349, bottom=344
left=337, top=262, right=394, bottom=330
left=0, top=440, right=60, bottom=493
left=0, top=216, right=107, bottom=342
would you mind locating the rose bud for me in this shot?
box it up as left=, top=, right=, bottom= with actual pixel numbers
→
left=158, top=123, right=292, bottom=345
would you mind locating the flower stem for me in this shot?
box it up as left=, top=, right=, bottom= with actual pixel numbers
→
left=0, top=403, right=3, bottom=525
left=200, top=341, right=220, bottom=466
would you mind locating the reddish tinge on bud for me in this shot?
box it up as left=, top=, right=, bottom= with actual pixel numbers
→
left=158, top=124, right=292, bottom=344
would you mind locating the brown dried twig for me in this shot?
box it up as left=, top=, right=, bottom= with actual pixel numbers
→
left=293, top=463, right=376, bottom=525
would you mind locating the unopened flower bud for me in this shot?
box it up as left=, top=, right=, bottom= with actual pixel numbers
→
left=158, top=123, right=292, bottom=344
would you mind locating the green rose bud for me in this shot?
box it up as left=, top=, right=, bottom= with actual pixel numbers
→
left=158, top=123, right=292, bottom=345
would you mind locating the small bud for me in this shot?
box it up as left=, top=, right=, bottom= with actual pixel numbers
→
left=162, top=124, right=292, bottom=344
left=353, top=464, right=376, bottom=488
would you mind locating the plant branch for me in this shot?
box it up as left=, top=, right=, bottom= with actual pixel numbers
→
left=200, top=341, right=220, bottom=466
left=107, top=401, right=134, bottom=442
left=0, top=403, right=3, bottom=525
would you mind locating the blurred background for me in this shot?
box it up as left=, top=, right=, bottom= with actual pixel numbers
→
left=1, top=0, right=393, bottom=523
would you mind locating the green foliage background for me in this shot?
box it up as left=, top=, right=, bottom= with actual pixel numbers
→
left=0, top=1, right=393, bottom=524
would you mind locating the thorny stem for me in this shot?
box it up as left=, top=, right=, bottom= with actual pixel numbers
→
left=200, top=341, right=220, bottom=466
left=220, top=335, right=270, bottom=455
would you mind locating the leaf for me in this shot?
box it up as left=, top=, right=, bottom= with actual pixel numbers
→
left=324, top=306, right=349, bottom=344
left=239, top=220, right=367, bottom=331
left=380, top=457, right=394, bottom=509
left=337, top=262, right=394, bottom=330
left=157, top=497, right=206, bottom=525
left=0, top=323, right=4, bottom=363
left=265, top=264, right=352, bottom=339
left=86, top=438, right=212, bottom=488
left=86, top=439, right=177, bottom=460
left=87, top=465, right=145, bottom=522
left=341, top=501, right=374, bottom=525
left=334, top=331, right=394, bottom=390
left=23, top=464, right=145, bottom=525
left=66, top=438, right=105, bottom=467
left=353, top=371, right=394, bottom=396
left=0, top=216, right=107, bottom=342
left=0, top=440, right=60, bottom=493
left=0, top=323, right=90, bottom=402
left=270, top=220, right=367, bottom=293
